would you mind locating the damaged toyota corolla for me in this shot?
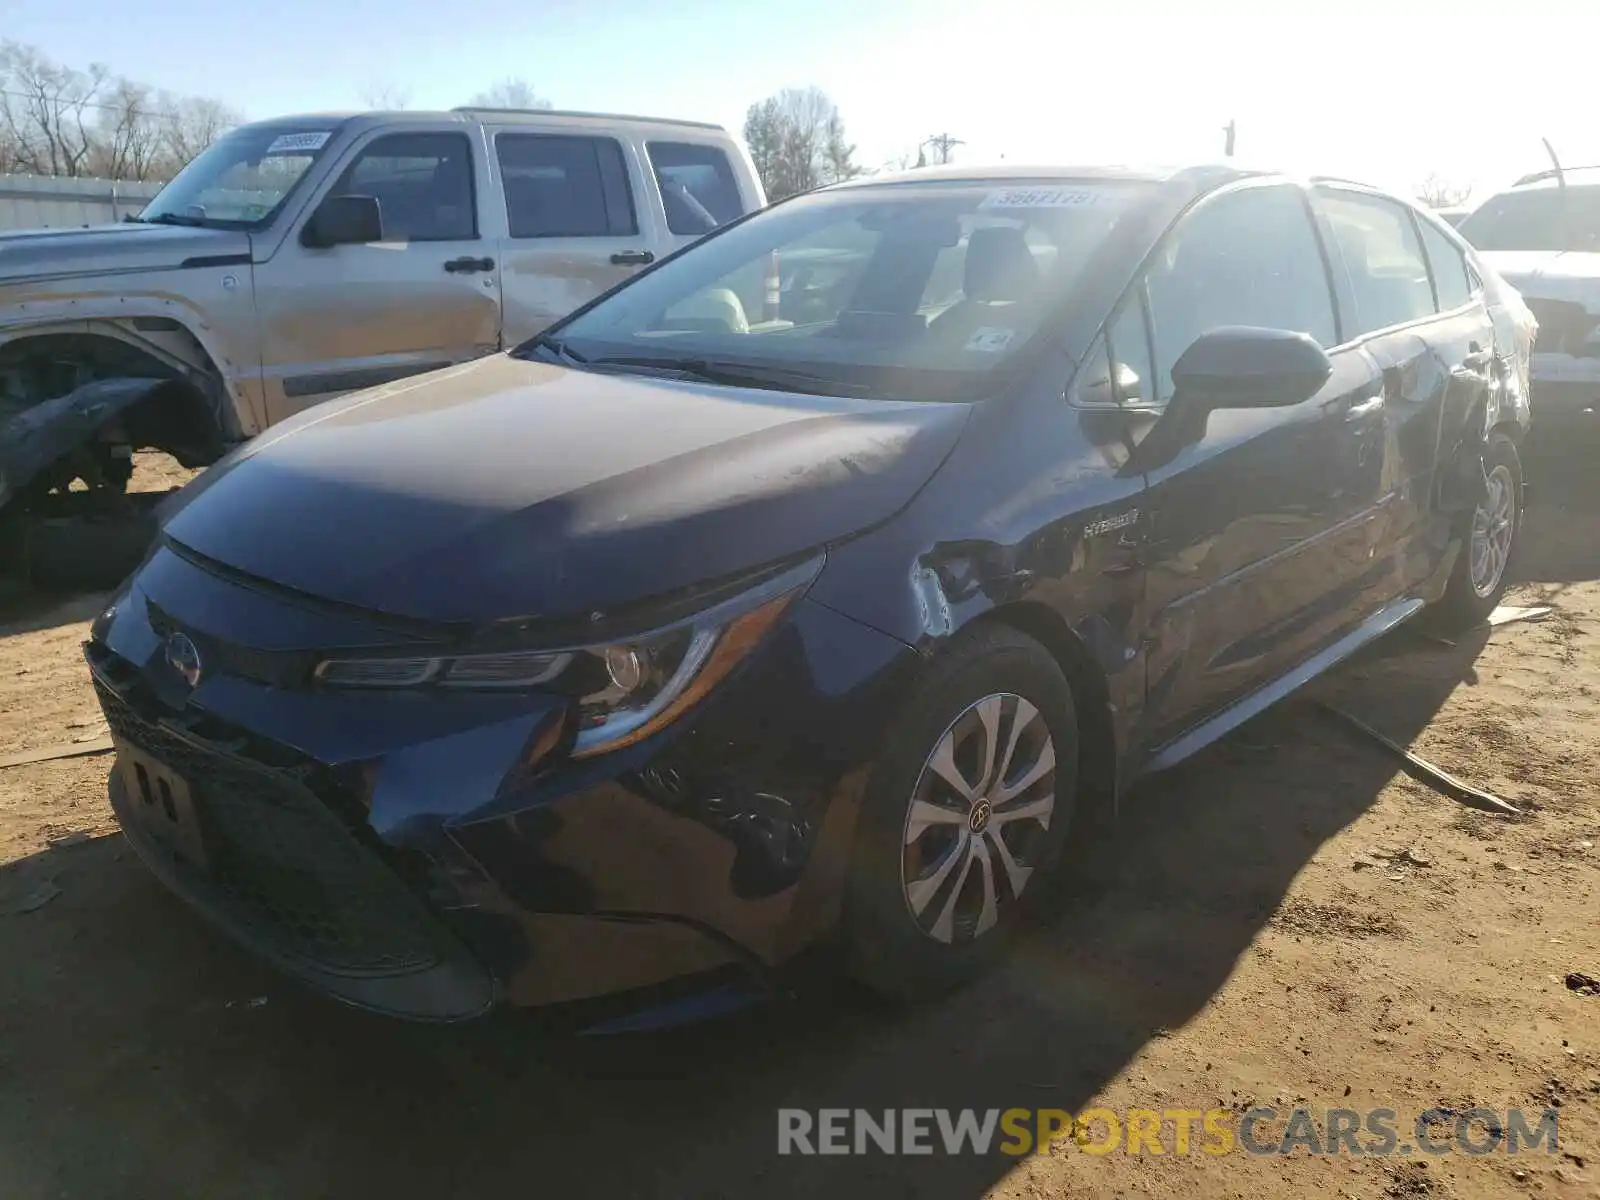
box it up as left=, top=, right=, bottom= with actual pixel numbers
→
left=87, top=164, right=1533, bottom=1025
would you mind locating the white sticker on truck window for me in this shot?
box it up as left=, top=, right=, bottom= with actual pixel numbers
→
left=965, top=327, right=1017, bottom=353
left=265, top=132, right=331, bottom=155
left=979, top=186, right=1127, bottom=210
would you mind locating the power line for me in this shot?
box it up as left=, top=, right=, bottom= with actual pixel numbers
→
left=0, top=87, right=186, bottom=121
left=923, top=132, right=964, bottom=165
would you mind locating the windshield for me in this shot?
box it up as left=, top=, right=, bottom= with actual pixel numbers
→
left=1458, top=185, right=1600, bottom=253
left=138, top=122, right=344, bottom=230
left=530, top=179, right=1153, bottom=401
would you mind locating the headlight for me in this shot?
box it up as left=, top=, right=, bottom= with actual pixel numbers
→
left=314, top=558, right=820, bottom=757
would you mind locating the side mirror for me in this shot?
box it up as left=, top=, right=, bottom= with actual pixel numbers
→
left=1171, top=326, right=1333, bottom=410
left=302, top=194, right=383, bottom=248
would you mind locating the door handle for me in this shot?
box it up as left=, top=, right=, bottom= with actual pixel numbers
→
left=610, top=249, right=656, bottom=266
left=444, top=256, right=495, bottom=274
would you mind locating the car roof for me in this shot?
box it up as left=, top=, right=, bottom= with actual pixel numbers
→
left=820, top=162, right=1407, bottom=197
left=1503, top=165, right=1600, bottom=191
left=235, top=109, right=727, bottom=135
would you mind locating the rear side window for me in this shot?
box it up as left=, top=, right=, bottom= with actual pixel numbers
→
left=647, top=142, right=745, bottom=234
left=1317, top=190, right=1436, bottom=336
left=1143, top=183, right=1337, bottom=400
left=1417, top=219, right=1473, bottom=311
left=495, top=134, right=637, bottom=238
left=333, top=132, right=477, bottom=242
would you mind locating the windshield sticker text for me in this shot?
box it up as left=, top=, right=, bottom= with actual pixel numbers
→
left=265, top=132, right=331, bottom=155
left=965, top=327, right=1017, bottom=353
left=980, top=187, right=1126, bottom=210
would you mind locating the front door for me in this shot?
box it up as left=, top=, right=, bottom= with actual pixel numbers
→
left=1128, top=181, right=1389, bottom=751
left=488, top=130, right=658, bottom=346
left=254, top=127, right=503, bottom=424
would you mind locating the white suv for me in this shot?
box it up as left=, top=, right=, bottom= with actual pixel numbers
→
left=1458, top=168, right=1600, bottom=423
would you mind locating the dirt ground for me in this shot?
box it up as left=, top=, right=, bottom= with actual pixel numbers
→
left=1, top=439, right=1598, bottom=1200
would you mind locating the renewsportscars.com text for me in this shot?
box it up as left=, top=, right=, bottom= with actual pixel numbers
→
left=777, top=1106, right=1560, bottom=1157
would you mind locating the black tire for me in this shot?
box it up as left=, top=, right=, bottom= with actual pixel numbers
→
left=1430, top=431, right=1522, bottom=633
left=845, top=624, right=1079, bottom=1001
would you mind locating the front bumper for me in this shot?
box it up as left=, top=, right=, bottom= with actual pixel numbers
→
left=89, top=547, right=918, bottom=1022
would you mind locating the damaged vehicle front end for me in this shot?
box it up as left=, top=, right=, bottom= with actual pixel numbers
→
left=88, top=165, right=1533, bottom=1027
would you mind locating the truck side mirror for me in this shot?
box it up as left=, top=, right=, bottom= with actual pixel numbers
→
left=302, top=194, right=383, bottom=248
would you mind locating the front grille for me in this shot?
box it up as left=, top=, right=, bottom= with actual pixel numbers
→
left=94, top=674, right=447, bottom=977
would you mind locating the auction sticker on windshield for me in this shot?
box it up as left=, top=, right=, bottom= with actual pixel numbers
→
left=265, top=132, right=331, bottom=155
left=980, top=186, right=1129, bottom=209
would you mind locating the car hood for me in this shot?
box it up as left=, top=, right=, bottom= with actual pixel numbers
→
left=1479, top=250, right=1600, bottom=307
left=0, top=222, right=252, bottom=284
left=163, top=354, right=972, bottom=625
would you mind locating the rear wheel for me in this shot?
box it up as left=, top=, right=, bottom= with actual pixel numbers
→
left=1431, top=431, right=1521, bottom=631
left=845, top=625, right=1079, bottom=1001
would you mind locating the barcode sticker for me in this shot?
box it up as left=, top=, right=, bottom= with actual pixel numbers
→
left=265, top=132, right=331, bottom=155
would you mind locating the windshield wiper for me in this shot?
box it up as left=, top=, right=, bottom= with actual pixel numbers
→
left=587, top=355, right=871, bottom=397
left=139, top=212, right=210, bottom=228
left=523, top=334, right=589, bottom=367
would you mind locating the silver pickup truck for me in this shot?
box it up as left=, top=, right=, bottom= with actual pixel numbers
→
left=0, top=107, right=763, bottom=539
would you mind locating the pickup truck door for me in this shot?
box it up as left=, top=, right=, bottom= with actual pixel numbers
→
left=254, top=125, right=503, bottom=425
left=487, top=129, right=661, bottom=346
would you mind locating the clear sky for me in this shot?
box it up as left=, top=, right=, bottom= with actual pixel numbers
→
left=9, top=0, right=1600, bottom=203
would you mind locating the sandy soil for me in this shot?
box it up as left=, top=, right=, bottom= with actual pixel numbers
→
left=0, top=439, right=1597, bottom=1200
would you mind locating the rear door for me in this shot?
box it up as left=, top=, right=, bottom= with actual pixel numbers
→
left=1133, top=181, right=1388, bottom=751
left=254, top=126, right=502, bottom=424
left=1312, top=187, right=1494, bottom=594
left=489, top=130, right=657, bottom=345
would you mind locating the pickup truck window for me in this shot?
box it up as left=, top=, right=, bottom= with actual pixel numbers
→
left=331, top=132, right=477, bottom=242
left=647, top=142, right=743, bottom=234
left=137, top=123, right=341, bottom=230
left=495, top=134, right=637, bottom=238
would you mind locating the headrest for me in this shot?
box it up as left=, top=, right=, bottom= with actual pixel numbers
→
left=964, top=226, right=1038, bottom=303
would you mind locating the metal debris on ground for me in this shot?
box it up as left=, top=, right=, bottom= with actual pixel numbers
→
left=1313, top=700, right=1523, bottom=818
left=0, top=736, right=115, bottom=770
left=1487, top=604, right=1554, bottom=626
left=9, top=879, right=61, bottom=915
left=1565, top=972, right=1600, bottom=996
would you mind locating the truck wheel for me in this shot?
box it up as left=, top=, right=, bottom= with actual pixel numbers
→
left=845, top=625, right=1079, bottom=1002
left=1430, top=431, right=1522, bottom=632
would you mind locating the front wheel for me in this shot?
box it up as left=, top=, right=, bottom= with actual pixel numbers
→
left=1431, top=431, right=1522, bottom=631
left=845, top=625, right=1079, bottom=1001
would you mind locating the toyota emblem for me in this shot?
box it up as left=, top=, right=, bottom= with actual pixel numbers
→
left=165, top=632, right=203, bottom=687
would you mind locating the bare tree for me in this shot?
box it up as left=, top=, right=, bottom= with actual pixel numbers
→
left=360, top=82, right=412, bottom=111
left=0, top=40, right=111, bottom=177
left=742, top=87, right=860, bottom=201
left=161, top=96, right=241, bottom=172
left=94, top=79, right=163, bottom=181
left=1416, top=173, right=1473, bottom=209
left=467, top=78, right=551, bottom=110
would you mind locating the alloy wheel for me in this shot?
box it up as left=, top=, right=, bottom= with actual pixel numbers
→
left=900, top=693, right=1058, bottom=944
left=1470, top=463, right=1516, bottom=599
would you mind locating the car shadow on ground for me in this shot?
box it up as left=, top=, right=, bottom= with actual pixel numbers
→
left=0, top=426, right=1591, bottom=1199
left=0, top=635, right=1490, bottom=1200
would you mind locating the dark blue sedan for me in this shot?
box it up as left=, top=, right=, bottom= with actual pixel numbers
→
left=87, top=164, right=1534, bottom=1023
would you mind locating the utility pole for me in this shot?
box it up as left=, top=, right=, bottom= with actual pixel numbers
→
left=924, top=133, right=964, bottom=165
left=1223, top=119, right=1236, bottom=158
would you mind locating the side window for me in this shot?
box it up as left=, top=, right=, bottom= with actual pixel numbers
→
left=332, top=132, right=476, bottom=242
left=496, top=134, right=637, bottom=238
left=1417, top=219, right=1473, bottom=311
left=1144, top=184, right=1337, bottom=399
left=1106, top=293, right=1156, bottom=405
left=1316, top=190, right=1436, bottom=336
left=647, top=142, right=745, bottom=234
